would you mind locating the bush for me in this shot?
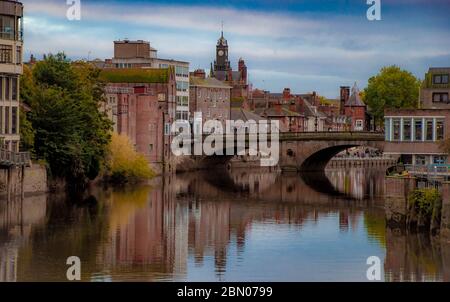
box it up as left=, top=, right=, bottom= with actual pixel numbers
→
left=107, top=133, right=155, bottom=183
left=408, top=188, right=442, bottom=232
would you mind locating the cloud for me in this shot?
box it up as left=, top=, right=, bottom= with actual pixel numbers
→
left=20, top=0, right=450, bottom=98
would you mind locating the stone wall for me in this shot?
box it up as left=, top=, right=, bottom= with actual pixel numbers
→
left=385, top=176, right=416, bottom=228
left=0, top=163, right=47, bottom=198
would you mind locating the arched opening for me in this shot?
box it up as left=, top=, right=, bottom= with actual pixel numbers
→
left=300, top=145, right=357, bottom=172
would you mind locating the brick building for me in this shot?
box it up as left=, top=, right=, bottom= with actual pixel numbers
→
left=189, top=69, right=232, bottom=133
left=340, top=84, right=367, bottom=131
left=97, top=40, right=190, bottom=122
left=99, top=68, right=176, bottom=173
left=384, top=67, right=450, bottom=166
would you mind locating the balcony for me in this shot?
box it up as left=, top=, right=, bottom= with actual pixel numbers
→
left=0, top=148, right=30, bottom=167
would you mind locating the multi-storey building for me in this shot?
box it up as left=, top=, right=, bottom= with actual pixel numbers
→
left=384, top=67, right=450, bottom=166
left=99, top=40, right=190, bottom=122
left=189, top=69, right=231, bottom=133
left=99, top=68, right=177, bottom=173
left=0, top=0, right=23, bottom=152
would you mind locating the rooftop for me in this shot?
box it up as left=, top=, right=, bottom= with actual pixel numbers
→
left=190, top=76, right=232, bottom=88
left=99, top=68, right=170, bottom=83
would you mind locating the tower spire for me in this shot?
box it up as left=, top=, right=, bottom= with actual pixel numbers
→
left=221, top=21, right=224, bottom=38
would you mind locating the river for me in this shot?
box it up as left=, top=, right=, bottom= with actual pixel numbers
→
left=1, top=167, right=449, bottom=281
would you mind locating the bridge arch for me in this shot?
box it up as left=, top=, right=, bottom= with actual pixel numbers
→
left=279, top=132, right=385, bottom=172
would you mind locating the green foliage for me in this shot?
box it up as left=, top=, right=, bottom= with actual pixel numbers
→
left=106, top=133, right=155, bottom=183
left=20, top=53, right=113, bottom=184
left=408, top=188, right=442, bottom=218
left=19, top=108, right=35, bottom=153
left=99, top=68, right=169, bottom=84
left=363, top=65, right=421, bottom=128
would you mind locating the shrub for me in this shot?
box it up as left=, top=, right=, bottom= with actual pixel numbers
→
left=107, top=133, right=155, bottom=183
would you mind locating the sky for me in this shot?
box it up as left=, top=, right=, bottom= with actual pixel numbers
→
left=21, top=0, right=450, bottom=98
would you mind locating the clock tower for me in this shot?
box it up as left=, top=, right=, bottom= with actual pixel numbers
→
left=214, top=30, right=231, bottom=72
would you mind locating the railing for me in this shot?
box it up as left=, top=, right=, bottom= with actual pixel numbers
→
left=0, top=148, right=31, bottom=167
left=404, top=164, right=450, bottom=181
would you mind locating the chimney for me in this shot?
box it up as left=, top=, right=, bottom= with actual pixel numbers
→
left=282, top=88, right=291, bottom=101
left=193, top=69, right=206, bottom=79
left=238, top=58, right=247, bottom=84
left=340, top=86, right=350, bottom=115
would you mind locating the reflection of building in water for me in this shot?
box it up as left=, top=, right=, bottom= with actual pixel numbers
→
left=325, top=168, right=385, bottom=200
left=96, top=181, right=188, bottom=280
left=0, top=196, right=47, bottom=281
left=384, top=228, right=450, bottom=281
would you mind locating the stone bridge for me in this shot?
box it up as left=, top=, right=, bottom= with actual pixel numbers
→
left=173, top=131, right=385, bottom=173
left=278, top=131, right=385, bottom=172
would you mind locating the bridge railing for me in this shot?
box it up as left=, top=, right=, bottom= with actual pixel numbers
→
left=0, top=148, right=31, bottom=167
left=279, top=131, right=385, bottom=141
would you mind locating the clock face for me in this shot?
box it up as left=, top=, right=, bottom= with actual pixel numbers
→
left=218, top=50, right=224, bottom=56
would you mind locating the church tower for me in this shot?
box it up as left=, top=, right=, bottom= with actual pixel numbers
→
left=213, top=30, right=231, bottom=73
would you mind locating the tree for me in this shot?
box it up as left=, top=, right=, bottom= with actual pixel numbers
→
left=363, top=65, right=421, bottom=129
left=20, top=53, right=112, bottom=184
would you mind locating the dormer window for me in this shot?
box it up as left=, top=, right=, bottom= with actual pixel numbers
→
left=433, top=74, right=449, bottom=84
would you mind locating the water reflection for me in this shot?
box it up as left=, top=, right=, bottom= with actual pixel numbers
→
left=0, top=168, right=449, bottom=281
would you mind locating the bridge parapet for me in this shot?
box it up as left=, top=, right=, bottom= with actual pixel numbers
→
left=279, top=131, right=385, bottom=141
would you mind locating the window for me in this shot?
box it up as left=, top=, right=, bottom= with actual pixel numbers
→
left=5, top=77, right=9, bottom=100
left=176, top=96, right=189, bottom=106
left=12, top=77, right=17, bottom=101
left=354, top=119, right=363, bottom=130
left=0, top=106, right=2, bottom=134
left=400, top=154, right=412, bottom=165
left=432, top=93, right=449, bottom=103
left=176, top=81, right=188, bottom=92
left=164, top=123, right=171, bottom=135
left=385, top=118, right=391, bottom=141
left=393, top=119, right=401, bottom=141
left=433, top=74, right=449, bottom=84
left=403, top=119, right=411, bottom=141
left=175, top=66, right=189, bottom=77
left=16, top=46, right=21, bottom=64
left=0, top=16, right=15, bottom=40
left=11, top=107, right=17, bottom=134
left=157, top=93, right=166, bottom=101
left=425, top=119, right=433, bottom=141
left=149, top=144, right=153, bottom=153
left=0, top=77, right=2, bottom=100
left=414, top=119, right=423, bottom=141
left=160, top=63, right=169, bottom=69
left=0, top=44, right=12, bottom=63
left=4, top=107, right=9, bottom=134
left=436, top=119, right=444, bottom=140
left=415, top=155, right=426, bottom=166
left=433, top=156, right=446, bottom=165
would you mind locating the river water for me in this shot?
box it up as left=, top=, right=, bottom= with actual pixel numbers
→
left=1, top=168, right=449, bottom=282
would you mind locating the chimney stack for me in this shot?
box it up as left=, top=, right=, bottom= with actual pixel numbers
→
left=340, top=86, right=350, bottom=115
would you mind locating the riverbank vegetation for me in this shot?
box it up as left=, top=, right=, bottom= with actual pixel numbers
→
left=20, top=53, right=112, bottom=185
left=407, top=188, right=442, bottom=233
left=20, top=53, right=156, bottom=187
left=105, top=133, right=155, bottom=184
